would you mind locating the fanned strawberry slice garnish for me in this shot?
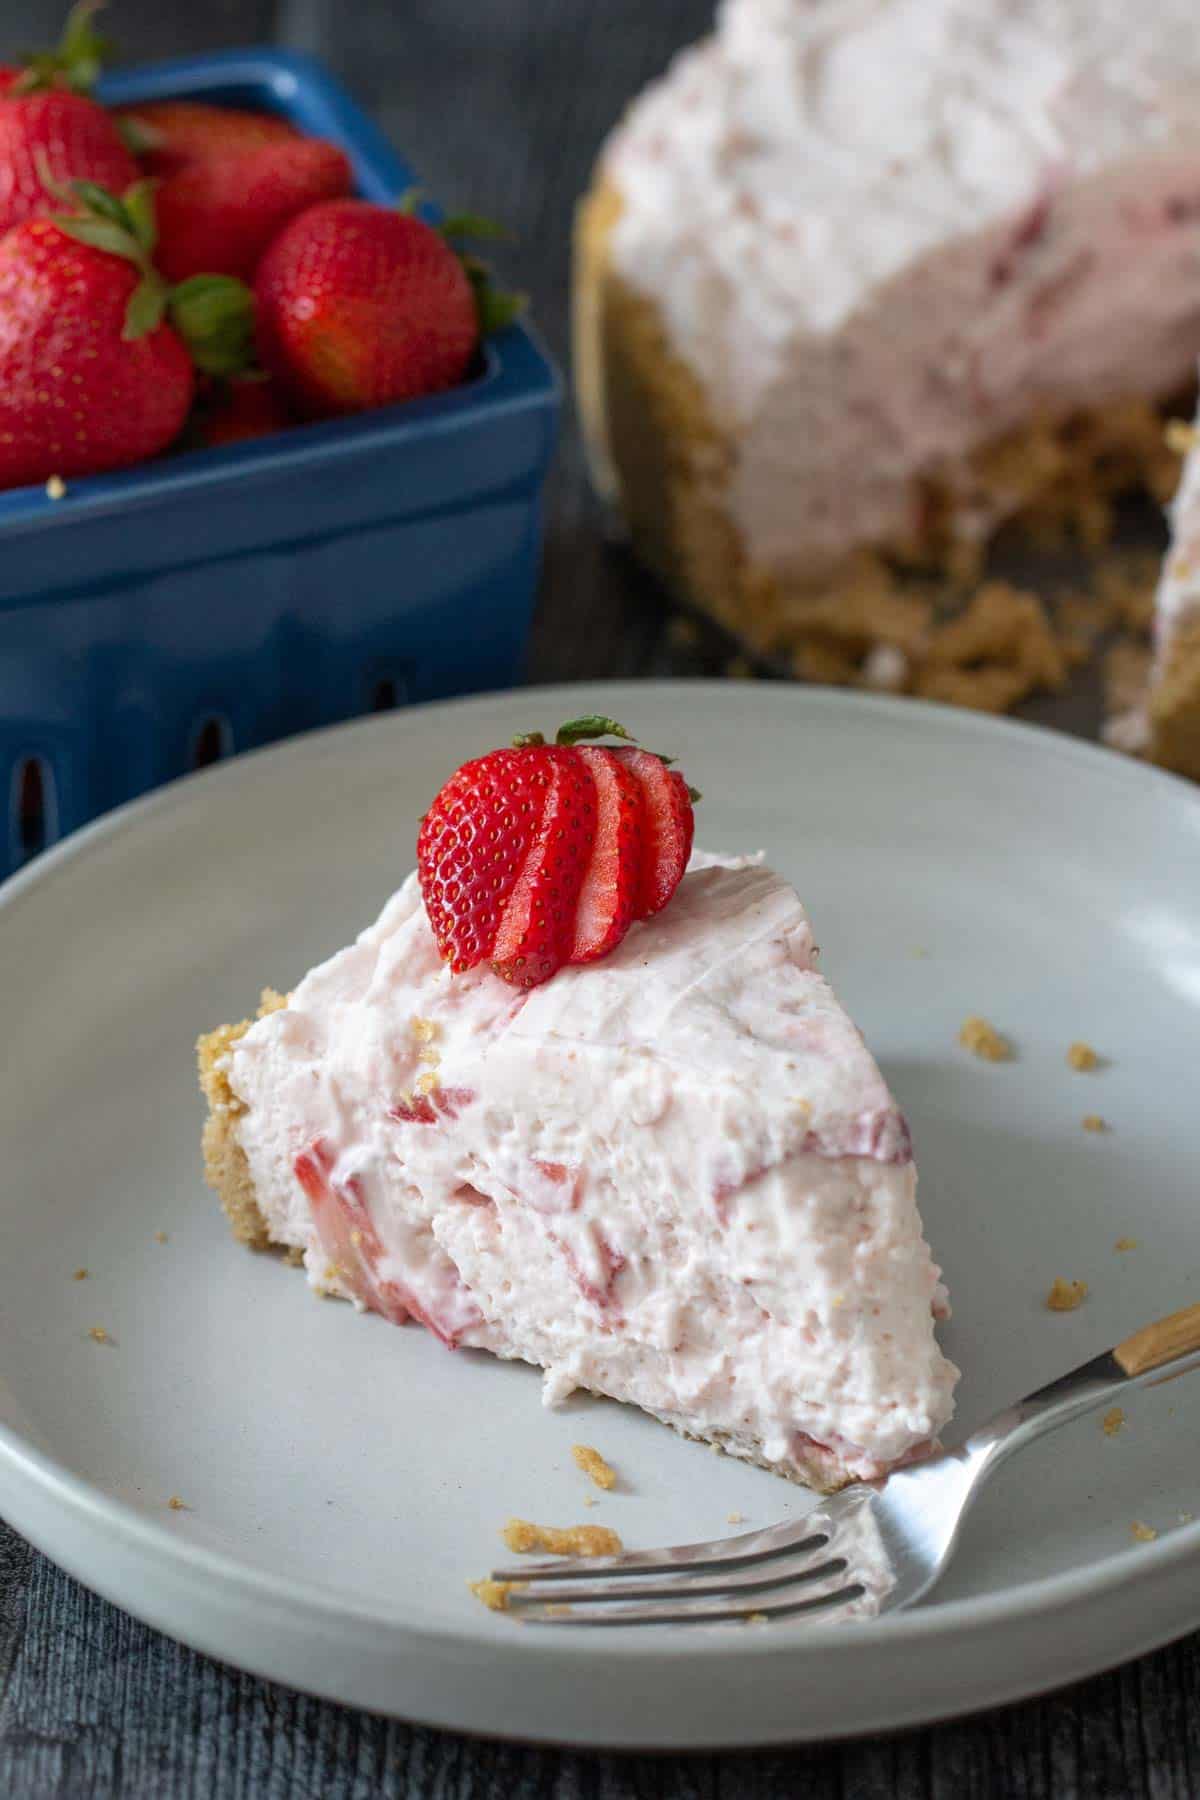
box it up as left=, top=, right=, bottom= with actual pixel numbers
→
left=614, top=746, right=696, bottom=919
left=416, top=715, right=698, bottom=988
left=570, top=746, right=644, bottom=962
left=417, top=746, right=552, bottom=972
left=491, top=748, right=597, bottom=986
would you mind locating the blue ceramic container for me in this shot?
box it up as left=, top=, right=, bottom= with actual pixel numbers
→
left=0, top=49, right=559, bottom=879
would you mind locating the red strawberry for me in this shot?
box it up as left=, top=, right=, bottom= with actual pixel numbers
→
left=254, top=200, right=480, bottom=416
left=569, top=747, right=643, bottom=962
left=112, top=99, right=299, bottom=178
left=155, top=138, right=353, bottom=283
left=490, top=749, right=598, bottom=986
left=0, top=89, right=136, bottom=235
left=0, top=215, right=191, bottom=485
left=0, top=176, right=256, bottom=489
left=198, top=378, right=293, bottom=448
left=614, top=747, right=696, bottom=918
left=417, top=719, right=698, bottom=989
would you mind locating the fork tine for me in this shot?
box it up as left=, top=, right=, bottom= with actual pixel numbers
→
left=490, top=1514, right=835, bottom=1585
left=510, top=1568, right=867, bottom=1628
left=501, top=1550, right=849, bottom=1609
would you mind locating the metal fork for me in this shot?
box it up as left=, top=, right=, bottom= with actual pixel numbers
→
left=492, top=1302, right=1200, bottom=1626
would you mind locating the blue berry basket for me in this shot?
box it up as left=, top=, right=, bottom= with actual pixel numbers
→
left=0, top=49, right=559, bottom=880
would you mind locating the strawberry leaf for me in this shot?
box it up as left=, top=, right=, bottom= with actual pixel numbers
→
left=13, top=0, right=112, bottom=95
left=114, top=113, right=163, bottom=157
left=475, top=284, right=526, bottom=334
left=122, top=271, right=168, bottom=340
left=122, top=178, right=159, bottom=257
left=460, top=254, right=526, bottom=338
left=68, top=179, right=130, bottom=229
left=168, top=274, right=257, bottom=378
left=554, top=718, right=636, bottom=746
left=439, top=212, right=513, bottom=244
left=52, top=213, right=144, bottom=266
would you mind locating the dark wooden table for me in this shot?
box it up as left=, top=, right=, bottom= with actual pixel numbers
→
left=1, top=3, right=1197, bottom=1794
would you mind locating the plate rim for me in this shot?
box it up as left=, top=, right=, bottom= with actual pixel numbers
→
left=3, top=678, right=1200, bottom=1735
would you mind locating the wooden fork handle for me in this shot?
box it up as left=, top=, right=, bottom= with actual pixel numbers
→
left=1114, top=1303, right=1200, bottom=1377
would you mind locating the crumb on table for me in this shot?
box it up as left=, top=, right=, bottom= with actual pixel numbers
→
left=1082, top=1114, right=1109, bottom=1134
left=727, top=1511, right=744, bottom=1525
left=88, top=1326, right=110, bottom=1343
left=1067, top=1041, right=1099, bottom=1071
left=1102, top=1407, right=1125, bottom=1438
left=1114, top=1237, right=1139, bottom=1253
left=469, top=1578, right=527, bottom=1613
left=1131, top=1520, right=1158, bottom=1544
left=743, top=1611, right=769, bottom=1625
left=167, top=1495, right=187, bottom=1511
left=1046, top=1278, right=1088, bottom=1312
left=958, top=1015, right=1012, bottom=1061
left=154, top=1231, right=168, bottom=1245
left=502, top=1518, right=623, bottom=1557
left=572, top=1443, right=617, bottom=1490
left=72, top=1268, right=88, bottom=1281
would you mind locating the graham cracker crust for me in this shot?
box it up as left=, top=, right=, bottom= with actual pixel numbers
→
left=1151, top=615, right=1200, bottom=780
left=573, top=178, right=1184, bottom=722
left=196, top=990, right=287, bottom=1250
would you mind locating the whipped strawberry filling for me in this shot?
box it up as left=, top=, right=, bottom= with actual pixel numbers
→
left=603, top=0, right=1200, bottom=571
left=227, top=853, right=957, bottom=1482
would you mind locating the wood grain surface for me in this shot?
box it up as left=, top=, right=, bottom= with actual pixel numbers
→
left=1, top=2, right=1195, bottom=1794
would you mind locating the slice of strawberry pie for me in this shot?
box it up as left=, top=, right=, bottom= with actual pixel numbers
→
left=198, top=720, right=956, bottom=1491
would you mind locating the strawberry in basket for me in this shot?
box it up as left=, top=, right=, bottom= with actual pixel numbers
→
left=0, top=173, right=256, bottom=487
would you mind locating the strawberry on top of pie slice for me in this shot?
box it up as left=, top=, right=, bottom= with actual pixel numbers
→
left=198, top=720, right=956, bottom=1492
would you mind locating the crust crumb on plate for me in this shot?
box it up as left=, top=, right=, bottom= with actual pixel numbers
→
left=72, top=1268, right=88, bottom=1280
left=1114, top=1237, right=1139, bottom=1253
left=1131, top=1520, right=1158, bottom=1543
left=958, top=1016, right=1012, bottom=1061
left=470, top=1578, right=527, bottom=1613
left=1102, top=1407, right=1125, bottom=1438
left=572, top=1444, right=617, bottom=1490
left=167, top=1495, right=188, bottom=1511
left=1046, top=1278, right=1088, bottom=1312
left=1082, top=1114, right=1109, bottom=1134
left=1067, top=1042, right=1100, bottom=1071
left=88, top=1325, right=110, bottom=1343
left=502, top=1518, right=623, bottom=1557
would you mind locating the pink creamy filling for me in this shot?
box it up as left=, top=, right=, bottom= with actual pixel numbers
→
left=292, top=1108, right=919, bottom=1476
left=294, top=1134, right=484, bottom=1348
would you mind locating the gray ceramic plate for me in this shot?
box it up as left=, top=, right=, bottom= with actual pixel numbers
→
left=2, top=681, right=1199, bottom=1748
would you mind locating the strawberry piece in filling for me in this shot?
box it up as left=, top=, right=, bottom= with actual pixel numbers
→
left=293, top=1138, right=481, bottom=1346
